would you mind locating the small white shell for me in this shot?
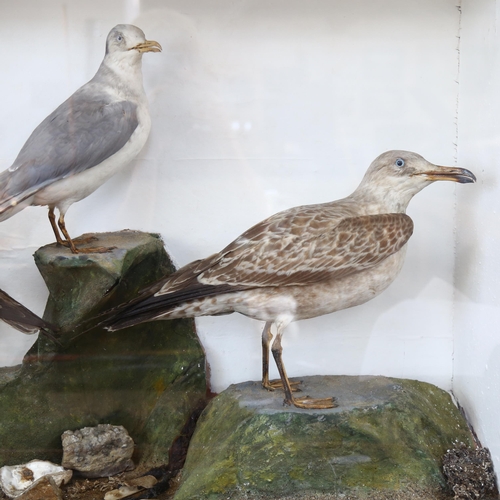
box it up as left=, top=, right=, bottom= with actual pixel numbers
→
left=104, top=485, right=141, bottom=500
left=0, top=460, right=72, bottom=498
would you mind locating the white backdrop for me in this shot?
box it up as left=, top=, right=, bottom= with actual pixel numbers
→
left=0, top=0, right=494, bottom=468
left=454, top=0, right=500, bottom=479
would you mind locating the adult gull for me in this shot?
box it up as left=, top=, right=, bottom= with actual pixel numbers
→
left=0, top=24, right=161, bottom=253
left=103, top=151, right=476, bottom=409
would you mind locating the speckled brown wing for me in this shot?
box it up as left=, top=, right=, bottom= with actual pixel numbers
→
left=156, top=211, right=414, bottom=296
left=195, top=212, right=414, bottom=287
left=151, top=204, right=351, bottom=296
left=104, top=212, right=413, bottom=330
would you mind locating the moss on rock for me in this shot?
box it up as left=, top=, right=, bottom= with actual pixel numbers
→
left=174, top=376, right=475, bottom=499
left=0, top=231, right=206, bottom=467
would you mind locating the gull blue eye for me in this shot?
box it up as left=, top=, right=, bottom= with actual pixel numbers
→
left=117, top=35, right=123, bottom=42
left=395, top=158, right=405, bottom=167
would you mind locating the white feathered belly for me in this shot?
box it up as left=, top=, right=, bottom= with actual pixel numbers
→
left=33, top=114, right=151, bottom=214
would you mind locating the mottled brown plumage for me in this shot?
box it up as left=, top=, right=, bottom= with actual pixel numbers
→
left=105, top=150, right=475, bottom=408
left=0, top=288, right=57, bottom=341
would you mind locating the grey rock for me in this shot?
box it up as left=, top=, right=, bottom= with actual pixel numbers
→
left=61, top=424, right=134, bottom=478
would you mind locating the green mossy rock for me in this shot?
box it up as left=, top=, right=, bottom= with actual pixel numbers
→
left=174, top=375, right=475, bottom=500
left=0, top=231, right=206, bottom=467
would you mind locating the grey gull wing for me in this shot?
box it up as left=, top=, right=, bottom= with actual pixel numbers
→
left=0, top=88, right=138, bottom=217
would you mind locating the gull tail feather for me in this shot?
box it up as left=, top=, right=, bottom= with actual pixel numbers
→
left=103, top=282, right=241, bottom=332
left=0, top=168, right=55, bottom=221
left=0, top=170, right=22, bottom=221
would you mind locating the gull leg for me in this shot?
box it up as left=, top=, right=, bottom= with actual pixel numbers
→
left=50, top=208, right=92, bottom=250
left=262, top=321, right=273, bottom=389
left=49, top=207, right=80, bottom=253
left=271, top=324, right=337, bottom=409
left=57, top=212, right=115, bottom=254
left=48, top=207, right=67, bottom=246
left=262, top=322, right=301, bottom=392
left=50, top=209, right=97, bottom=252
left=57, top=213, right=79, bottom=254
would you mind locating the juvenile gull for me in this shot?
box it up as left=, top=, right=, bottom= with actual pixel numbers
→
left=104, top=151, right=475, bottom=409
left=0, top=25, right=161, bottom=253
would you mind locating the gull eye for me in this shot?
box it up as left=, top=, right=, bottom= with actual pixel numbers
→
left=116, top=34, right=123, bottom=42
left=395, top=158, right=405, bottom=168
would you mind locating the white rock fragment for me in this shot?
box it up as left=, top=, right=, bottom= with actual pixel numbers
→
left=0, top=460, right=72, bottom=498
left=103, top=475, right=158, bottom=500
left=104, top=485, right=141, bottom=500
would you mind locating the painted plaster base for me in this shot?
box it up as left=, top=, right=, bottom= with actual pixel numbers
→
left=174, top=376, right=475, bottom=500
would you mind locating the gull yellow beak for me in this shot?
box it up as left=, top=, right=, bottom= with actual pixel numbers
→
left=416, top=166, right=476, bottom=184
left=131, top=39, right=162, bottom=53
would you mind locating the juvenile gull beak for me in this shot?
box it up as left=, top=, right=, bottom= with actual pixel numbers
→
left=132, top=40, right=162, bottom=53
left=416, top=166, right=477, bottom=184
